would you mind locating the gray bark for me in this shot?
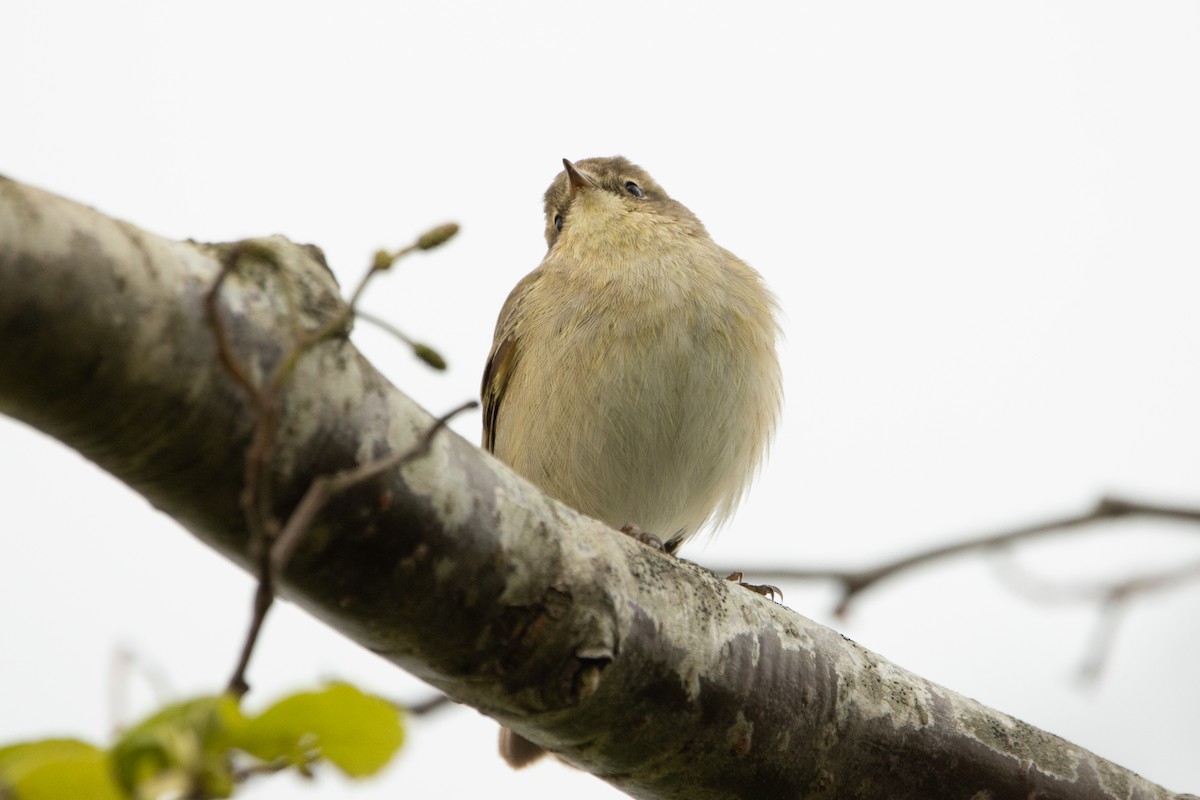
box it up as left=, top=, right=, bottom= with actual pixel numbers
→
left=0, top=176, right=1192, bottom=800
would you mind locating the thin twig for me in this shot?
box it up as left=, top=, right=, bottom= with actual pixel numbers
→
left=990, top=555, right=1200, bottom=683
left=232, top=756, right=310, bottom=784
left=403, top=693, right=456, bottom=717
left=355, top=308, right=447, bottom=370
left=204, top=250, right=280, bottom=549
left=269, top=400, right=479, bottom=576
left=715, top=495, right=1200, bottom=617
left=208, top=229, right=459, bottom=698
left=355, top=308, right=420, bottom=349
left=1078, top=595, right=1127, bottom=685
left=207, top=244, right=291, bottom=696
left=203, top=251, right=264, bottom=404
left=227, top=572, right=275, bottom=696
left=992, top=554, right=1200, bottom=606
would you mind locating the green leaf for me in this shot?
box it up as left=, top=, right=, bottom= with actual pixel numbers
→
left=110, top=694, right=244, bottom=799
left=236, top=683, right=404, bottom=777
left=0, top=684, right=402, bottom=799
left=0, top=739, right=126, bottom=800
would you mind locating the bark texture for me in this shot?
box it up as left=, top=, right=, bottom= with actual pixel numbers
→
left=0, top=177, right=1193, bottom=800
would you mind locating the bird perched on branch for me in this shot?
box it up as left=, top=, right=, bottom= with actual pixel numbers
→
left=481, top=156, right=782, bottom=766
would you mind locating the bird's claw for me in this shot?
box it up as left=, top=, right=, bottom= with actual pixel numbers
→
left=620, top=523, right=665, bottom=550
left=619, top=524, right=686, bottom=556
left=725, top=572, right=783, bottom=602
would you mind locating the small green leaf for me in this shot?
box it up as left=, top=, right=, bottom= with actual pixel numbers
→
left=110, top=694, right=244, bottom=799
left=0, top=739, right=125, bottom=800
left=236, top=683, right=403, bottom=777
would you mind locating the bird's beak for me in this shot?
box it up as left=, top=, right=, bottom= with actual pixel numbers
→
left=563, top=159, right=595, bottom=198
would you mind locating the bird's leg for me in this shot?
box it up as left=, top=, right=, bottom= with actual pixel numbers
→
left=619, top=523, right=667, bottom=551
left=619, top=526, right=780, bottom=601
left=618, top=525, right=687, bottom=556
left=725, top=572, right=783, bottom=602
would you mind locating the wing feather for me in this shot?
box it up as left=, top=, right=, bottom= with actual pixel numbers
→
left=481, top=270, right=541, bottom=454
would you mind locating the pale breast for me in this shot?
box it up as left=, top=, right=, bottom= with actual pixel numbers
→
left=492, top=244, right=780, bottom=543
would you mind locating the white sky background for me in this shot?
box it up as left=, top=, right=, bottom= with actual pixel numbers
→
left=2, top=1, right=1199, bottom=798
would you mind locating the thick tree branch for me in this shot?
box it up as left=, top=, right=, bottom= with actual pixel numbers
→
left=1, top=177, right=1194, bottom=800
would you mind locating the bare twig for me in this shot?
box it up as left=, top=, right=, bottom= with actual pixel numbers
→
left=207, top=227, right=460, bottom=698
left=991, top=555, right=1200, bottom=683
left=704, top=495, right=1200, bottom=682
left=206, top=245, right=288, bottom=696
left=717, top=495, right=1200, bottom=617
left=286, top=223, right=459, bottom=374
left=403, top=694, right=456, bottom=717
left=226, top=566, right=276, bottom=696
left=992, top=553, right=1200, bottom=606
left=269, top=399, right=478, bottom=576
left=355, top=308, right=447, bottom=370
left=232, top=756, right=310, bottom=784
left=1078, top=595, right=1128, bottom=686
left=204, top=248, right=282, bottom=550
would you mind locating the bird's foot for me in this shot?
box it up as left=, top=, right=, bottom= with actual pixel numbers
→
left=620, top=523, right=664, bottom=550
left=619, top=524, right=686, bottom=556
left=725, top=572, right=783, bottom=602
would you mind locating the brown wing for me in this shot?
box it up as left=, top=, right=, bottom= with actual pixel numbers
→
left=481, top=334, right=516, bottom=453
left=481, top=270, right=540, bottom=454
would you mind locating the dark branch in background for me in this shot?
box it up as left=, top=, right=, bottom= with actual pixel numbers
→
left=721, top=496, right=1200, bottom=614
left=716, top=495, right=1200, bottom=680
left=205, top=228, right=463, bottom=698
left=990, top=552, right=1200, bottom=683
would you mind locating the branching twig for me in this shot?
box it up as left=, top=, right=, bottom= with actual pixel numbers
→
left=205, top=227, right=460, bottom=698
left=204, top=246, right=282, bottom=550
left=717, top=495, right=1200, bottom=617
left=206, top=246, right=291, bottom=697
left=269, top=399, right=478, bottom=576
left=991, top=555, right=1200, bottom=683
left=709, top=495, right=1200, bottom=682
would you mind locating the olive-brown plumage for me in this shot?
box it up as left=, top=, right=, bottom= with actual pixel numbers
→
left=484, top=156, right=780, bottom=546
left=482, top=156, right=782, bottom=766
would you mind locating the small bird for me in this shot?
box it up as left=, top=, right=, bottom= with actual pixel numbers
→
left=482, top=156, right=782, bottom=766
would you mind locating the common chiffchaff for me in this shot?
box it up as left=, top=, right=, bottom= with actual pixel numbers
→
left=482, top=156, right=782, bottom=766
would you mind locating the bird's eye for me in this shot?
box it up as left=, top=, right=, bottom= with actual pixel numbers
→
left=624, top=181, right=644, bottom=198
left=554, top=214, right=564, bottom=232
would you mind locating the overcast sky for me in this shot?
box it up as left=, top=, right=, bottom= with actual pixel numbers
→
left=2, top=2, right=1199, bottom=798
